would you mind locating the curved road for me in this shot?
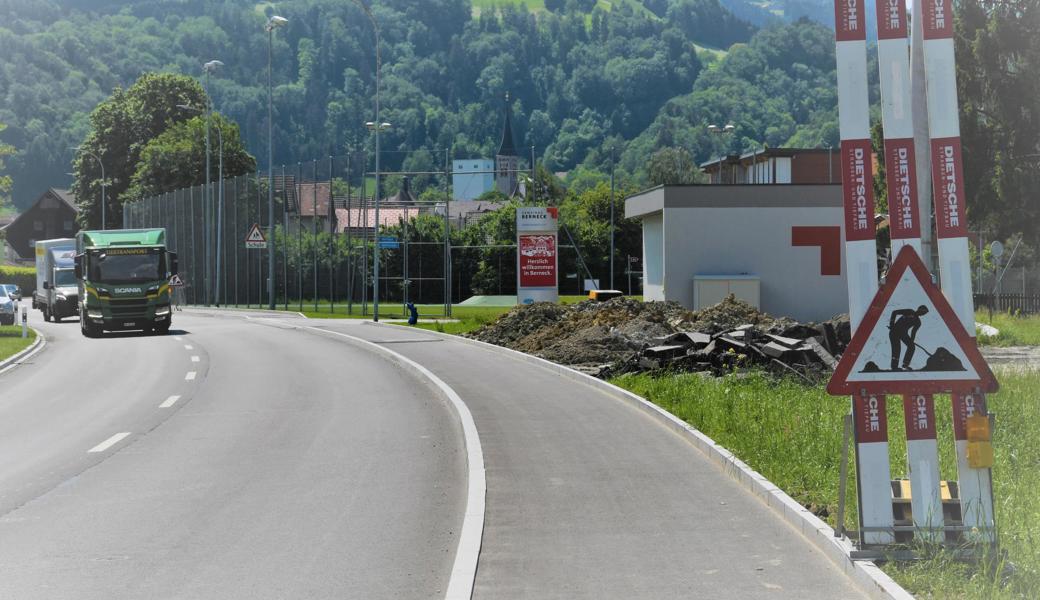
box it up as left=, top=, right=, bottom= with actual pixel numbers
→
left=0, top=307, right=464, bottom=599
left=0, top=306, right=869, bottom=599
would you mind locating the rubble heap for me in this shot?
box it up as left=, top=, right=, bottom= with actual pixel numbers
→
left=468, top=296, right=851, bottom=381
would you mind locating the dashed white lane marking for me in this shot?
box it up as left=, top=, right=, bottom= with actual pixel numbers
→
left=190, top=355, right=200, bottom=362
left=184, top=344, right=193, bottom=350
left=174, top=336, right=183, bottom=341
left=88, top=432, right=131, bottom=453
left=160, top=395, right=181, bottom=408
left=185, top=371, right=196, bottom=381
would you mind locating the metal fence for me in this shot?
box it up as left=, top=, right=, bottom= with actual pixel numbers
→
left=123, top=155, right=455, bottom=317
left=974, top=293, right=1040, bottom=315
left=123, top=153, right=609, bottom=316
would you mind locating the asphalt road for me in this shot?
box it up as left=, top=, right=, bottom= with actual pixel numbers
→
left=0, top=306, right=869, bottom=599
left=0, top=306, right=465, bottom=599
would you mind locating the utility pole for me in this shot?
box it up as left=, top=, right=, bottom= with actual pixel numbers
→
left=609, top=145, right=615, bottom=290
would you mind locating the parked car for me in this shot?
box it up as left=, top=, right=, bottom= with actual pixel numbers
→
left=0, top=286, right=16, bottom=325
left=1, top=283, right=22, bottom=301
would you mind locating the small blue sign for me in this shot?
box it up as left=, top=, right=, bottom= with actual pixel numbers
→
left=378, top=237, right=400, bottom=249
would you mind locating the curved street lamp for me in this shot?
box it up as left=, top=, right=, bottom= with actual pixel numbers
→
left=265, top=15, right=288, bottom=310
left=71, top=146, right=105, bottom=230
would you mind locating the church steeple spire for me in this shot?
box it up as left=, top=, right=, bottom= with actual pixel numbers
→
left=497, top=92, right=518, bottom=158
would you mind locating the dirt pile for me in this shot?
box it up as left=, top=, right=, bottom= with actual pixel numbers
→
left=468, top=296, right=851, bottom=381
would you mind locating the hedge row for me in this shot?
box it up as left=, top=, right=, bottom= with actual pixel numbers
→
left=0, top=265, right=36, bottom=295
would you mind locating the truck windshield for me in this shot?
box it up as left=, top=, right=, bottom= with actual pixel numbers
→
left=89, top=249, right=164, bottom=284
left=55, top=269, right=77, bottom=287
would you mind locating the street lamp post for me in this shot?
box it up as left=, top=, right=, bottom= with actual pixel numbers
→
left=266, top=15, right=288, bottom=310
left=366, top=120, right=390, bottom=321
left=707, top=123, right=735, bottom=183
left=609, top=145, right=615, bottom=290
left=72, top=147, right=105, bottom=229
left=202, top=59, right=223, bottom=306
left=357, top=0, right=386, bottom=322
left=214, top=126, right=224, bottom=305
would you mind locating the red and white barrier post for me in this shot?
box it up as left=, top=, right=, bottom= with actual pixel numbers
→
left=876, top=0, right=943, bottom=542
left=921, top=0, right=995, bottom=542
left=834, top=0, right=892, bottom=545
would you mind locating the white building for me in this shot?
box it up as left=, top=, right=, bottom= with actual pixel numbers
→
left=625, top=184, right=851, bottom=323
left=452, top=159, right=495, bottom=201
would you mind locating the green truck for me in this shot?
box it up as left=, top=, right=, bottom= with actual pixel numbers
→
left=74, top=228, right=178, bottom=337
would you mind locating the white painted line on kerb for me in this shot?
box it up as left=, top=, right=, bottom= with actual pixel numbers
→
left=88, top=432, right=131, bottom=453
left=304, top=326, right=484, bottom=600
left=160, top=395, right=181, bottom=408
left=185, top=371, right=196, bottom=381
left=184, top=344, right=193, bottom=350
left=190, top=355, right=200, bottom=362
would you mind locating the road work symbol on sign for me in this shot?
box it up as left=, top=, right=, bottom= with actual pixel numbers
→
left=828, top=246, right=998, bottom=396
left=245, top=223, right=267, bottom=249
left=169, top=274, right=185, bottom=287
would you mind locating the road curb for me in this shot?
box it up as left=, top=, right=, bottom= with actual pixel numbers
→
left=299, top=324, right=485, bottom=600
left=373, top=322, right=913, bottom=600
left=181, top=306, right=309, bottom=319
left=0, top=327, right=46, bottom=375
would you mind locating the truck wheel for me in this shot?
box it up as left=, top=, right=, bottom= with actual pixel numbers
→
left=155, top=322, right=170, bottom=335
left=80, top=317, right=99, bottom=338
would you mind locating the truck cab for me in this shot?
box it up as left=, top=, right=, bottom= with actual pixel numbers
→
left=75, top=229, right=178, bottom=337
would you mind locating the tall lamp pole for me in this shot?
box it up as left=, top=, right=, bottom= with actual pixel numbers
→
left=265, top=15, right=288, bottom=310
left=72, top=147, right=105, bottom=229
left=355, top=0, right=384, bottom=322
left=609, top=145, right=616, bottom=290
left=214, top=126, right=224, bottom=305
left=202, top=59, right=223, bottom=305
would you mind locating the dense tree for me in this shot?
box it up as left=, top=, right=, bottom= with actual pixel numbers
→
left=70, top=72, right=208, bottom=228
left=647, top=146, right=701, bottom=185
left=125, top=114, right=257, bottom=202
left=956, top=0, right=1040, bottom=248
left=0, top=121, right=13, bottom=213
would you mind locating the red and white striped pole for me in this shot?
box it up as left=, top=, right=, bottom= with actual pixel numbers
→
left=876, top=0, right=943, bottom=542
left=921, top=0, right=995, bottom=542
left=834, top=0, right=892, bottom=546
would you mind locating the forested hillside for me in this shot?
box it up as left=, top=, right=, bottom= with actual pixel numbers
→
left=0, top=0, right=844, bottom=209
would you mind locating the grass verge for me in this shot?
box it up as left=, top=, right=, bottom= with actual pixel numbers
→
left=976, top=311, right=1040, bottom=346
left=0, top=325, right=36, bottom=362
left=611, top=368, right=1040, bottom=599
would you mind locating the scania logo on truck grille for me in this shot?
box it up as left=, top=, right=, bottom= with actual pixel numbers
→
left=113, top=287, right=143, bottom=294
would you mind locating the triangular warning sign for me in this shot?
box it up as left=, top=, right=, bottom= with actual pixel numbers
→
left=828, top=246, right=998, bottom=396
left=245, top=223, right=266, bottom=243
left=169, top=274, right=184, bottom=287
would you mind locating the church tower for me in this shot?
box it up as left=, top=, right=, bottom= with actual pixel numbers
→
left=495, top=93, right=520, bottom=196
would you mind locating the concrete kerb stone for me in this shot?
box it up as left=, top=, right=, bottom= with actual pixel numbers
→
left=0, top=327, right=45, bottom=375
left=372, top=322, right=913, bottom=600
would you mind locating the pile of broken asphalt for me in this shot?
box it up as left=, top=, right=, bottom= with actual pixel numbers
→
left=467, top=296, right=851, bottom=382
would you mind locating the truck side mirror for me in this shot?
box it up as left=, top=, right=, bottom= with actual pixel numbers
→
left=168, top=252, right=178, bottom=276
left=43, top=281, right=50, bottom=290
left=74, top=254, right=83, bottom=279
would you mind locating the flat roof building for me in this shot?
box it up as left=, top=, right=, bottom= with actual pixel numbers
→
left=625, top=184, right=850, bottom=323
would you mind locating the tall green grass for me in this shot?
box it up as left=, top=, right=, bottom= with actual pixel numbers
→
left=0, top=325, right=36, bottom=361
left=976, top=311, right=1040, bottom=347
left=612, top=369, right=1040, bottom=598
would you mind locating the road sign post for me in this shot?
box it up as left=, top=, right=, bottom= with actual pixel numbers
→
left=245, top=223, right=268, bottom=249
left=921, top=0, right=997, bottom=542
left=834, top=0, right=891, bottom=545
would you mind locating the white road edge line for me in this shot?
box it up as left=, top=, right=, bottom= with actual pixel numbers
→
left=380, top=322, right=913, bottom=600
left=88, top=432, right=131, bottom=453
left=185, top=371, right=196, bottom=381
left=160, top=395, right=181, bottom=408
left=190, top=355, right=200, bottom=362
left=304, top=326, right=484, bottom=600
left=0, top=327, right=46, bottom=375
